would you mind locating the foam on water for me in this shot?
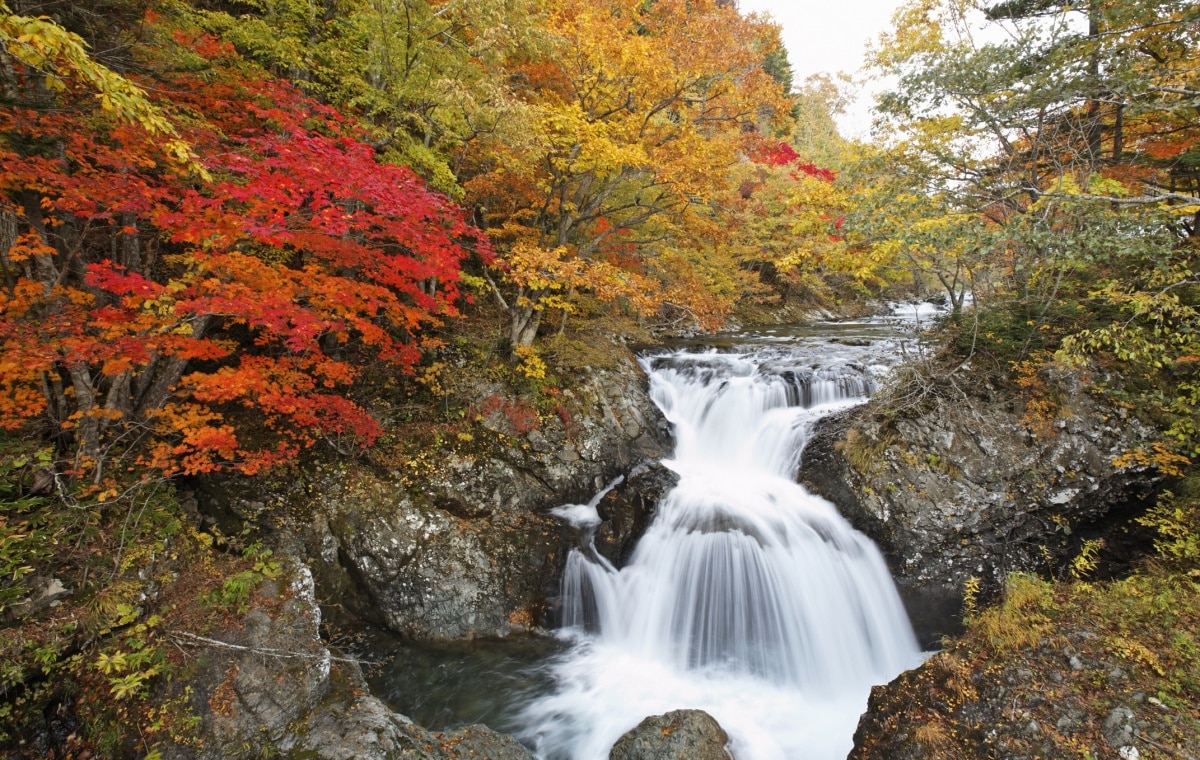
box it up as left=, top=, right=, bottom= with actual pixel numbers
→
left=521, top=341, right=924, bottom=759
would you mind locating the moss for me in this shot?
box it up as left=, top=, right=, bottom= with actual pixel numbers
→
left=837, top=424, right=897, bottom=476
left=852, top=567, right=1200, bottom=759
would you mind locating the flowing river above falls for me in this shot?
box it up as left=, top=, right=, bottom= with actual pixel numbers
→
left=370, top=305, right=943, bottom=760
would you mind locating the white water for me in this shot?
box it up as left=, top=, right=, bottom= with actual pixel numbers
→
left=521, top=333, right=924, bottom=760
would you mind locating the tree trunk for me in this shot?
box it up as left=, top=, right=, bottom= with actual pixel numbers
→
left=0, top=206, right=17, bottom=292
left=510, top=304, right=542, bottom=348
left=68, top=363, right=100, bottom=469
left=1084, top=5, right=1103, bottom=164
left=104, top=370, right=135, bottom=421
left=120, top=212, right=141, bottom=272
left=135, top=315, right=213, bottom=414
left=20, top=190, right=59, bottom=294
left=1112, top=101, right=1123, bottom=159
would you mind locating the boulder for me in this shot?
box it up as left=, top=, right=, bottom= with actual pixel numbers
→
left=609, top=709, right=732, bottom=760
left=161, top=561, right=535, bottom=760
left=800, top=371, right=1159, bottom=646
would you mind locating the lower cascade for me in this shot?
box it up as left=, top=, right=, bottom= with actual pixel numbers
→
left=522, top=339, right=924, bottom=760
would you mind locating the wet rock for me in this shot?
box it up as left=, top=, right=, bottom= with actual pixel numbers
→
left=609, top=709, right=732, bottom=760
left=162, top=563, right=332, bottom=757
left=194, top=351, right=673, bottom=641
left=800, top=373, right=1159, bottom=643
left=593, top=462, right=679, bottom=566
left=295, top=673, right=534, bottom=760
left=163, top=560, right=534, bottom=759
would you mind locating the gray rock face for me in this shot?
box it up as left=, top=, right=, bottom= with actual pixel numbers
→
left=199, top=353, right=672, bottom=642
left=166, top=563, right=332, bottom=757
left=800, top=372, right=1159, bottom=644
left=164, top=562, right=534, bottom=760
left=1103, top=706, right=1136, bottom=750
left=609, top=709, right=732, bottom=760
left=304, top=465, right=567, bottom=640
left=294, top=673, right=535, bottom=760
left=311, top=360, right=671, bottom=640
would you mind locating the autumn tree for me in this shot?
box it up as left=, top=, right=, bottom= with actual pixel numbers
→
left=869, top=0, right=1200, bottom=456
left=192, top=0, right=544, bottom=196
left=0, top=4, right=488, bottom=477
left=466, top=0, right=792, bottom=346
left=791, top=73, right=855, bottom=170
left=723, top=140, right=862, bottom=305
left=841, top=145, right=988, bottom=313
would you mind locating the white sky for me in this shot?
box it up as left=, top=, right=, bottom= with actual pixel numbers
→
left=737, top=0, right=908, bottom=138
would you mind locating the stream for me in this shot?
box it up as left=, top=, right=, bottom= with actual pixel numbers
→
left=370, top=305, right=941, bottom=759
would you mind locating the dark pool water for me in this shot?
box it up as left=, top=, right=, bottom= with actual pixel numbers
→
left=365, top=633, right=569, bottom=733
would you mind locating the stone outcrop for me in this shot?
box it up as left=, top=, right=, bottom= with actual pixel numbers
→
left=163, top=563, right=332, bottom=757
left=195, top=352, right=673, bottom=641
left=163, top=561, right=534, bottom=760
left=848, top=578, right=1200, bottom=759
left=609, top=709, right=732, bottom=760
left=800, top=370, right=1159, bottom=645
left=172, top=347, right=678, bottom=756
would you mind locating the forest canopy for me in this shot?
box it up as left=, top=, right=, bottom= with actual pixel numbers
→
left=0, top=0, right=860, bottom=480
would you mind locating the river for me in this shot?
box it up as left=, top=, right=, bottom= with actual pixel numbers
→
left=370, top=306, right=938, bottom=759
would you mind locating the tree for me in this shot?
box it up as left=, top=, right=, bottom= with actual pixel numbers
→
left=466, top=0, right=792, bottom=345
left=725, top=140, right=873, bottom=305
left=791, top=73, right=854, bottom=169
left=869, top=0, right=1200, bottom=459
left=0, top=7, right=488, bottom=477
left=842, top=146, right=988, bottom=313
left=193, top=0, right=543, bottom=196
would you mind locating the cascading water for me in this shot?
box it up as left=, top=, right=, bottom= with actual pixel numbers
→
left=522, top=333, right=924, bottom=760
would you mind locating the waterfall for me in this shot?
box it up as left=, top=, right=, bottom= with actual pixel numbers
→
left=522, top=342, right=923, bottom=760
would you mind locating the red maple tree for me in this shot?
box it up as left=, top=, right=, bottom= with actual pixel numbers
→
left=0, top=24, right=491, bottom=477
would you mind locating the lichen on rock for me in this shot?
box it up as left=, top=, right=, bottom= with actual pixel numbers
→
left=800, top=372, right=1159, bottom=645
left=609, top=709, right=732, bottom=760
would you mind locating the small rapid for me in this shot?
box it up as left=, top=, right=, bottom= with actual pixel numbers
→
left=521, top=323, right=926, bottom=759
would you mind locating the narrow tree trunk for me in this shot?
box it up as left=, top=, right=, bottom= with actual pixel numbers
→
left=1084, top=5, right=1103, bottom=165
left=68, top=363, right=100, bottom=469
left=511, top=305, right=542, bottom=348
left=135, top=315, right=213, bottom=413
left=39, top=370, right=68, bottom=435
left=557, top=284, right=576, bottom=335
left=1112, top=101, right=1123, bottom=159
left=120, top=211, right=140, bottom=272
left=104, top=370, right=135, bottom=421
left=0, top=206, right=17, bottom=292
left=20, top=190, right=59, bottom=294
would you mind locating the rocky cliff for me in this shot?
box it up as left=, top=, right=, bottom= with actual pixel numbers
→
left=194, top=349, right=673, bottom=642
left=173, top=346, right=676, bottom=756
left=800, top=368, right=1160, bottom=645
left=161, top=560, right=536, bottom=760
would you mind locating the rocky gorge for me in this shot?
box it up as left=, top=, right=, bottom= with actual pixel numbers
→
left=799, top=365, right=1162, bottom=646
left=169, top=315, right=1174, bottom=759
left=169, top=342, right=682, bottom=756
